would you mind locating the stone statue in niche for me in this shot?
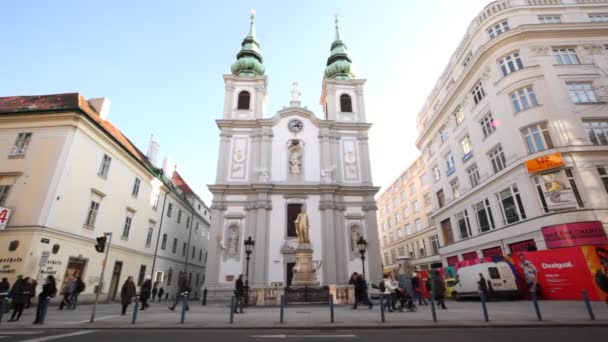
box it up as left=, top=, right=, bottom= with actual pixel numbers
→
left=321, top=165, right=336, bottom=183
left=294, top=207, right=310, bottom=244
left=232, top=147, right=246, bottom=177
left=344, top=150, right=357, bottom=177
left=350, top=226, right=361, bottom=252
left=227, top=228, right=239, bottom=255
left=288, top=140, right=303, bottom=175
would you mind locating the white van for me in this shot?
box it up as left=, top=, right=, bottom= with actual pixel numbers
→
left=452, top=262, right=520, bottom=300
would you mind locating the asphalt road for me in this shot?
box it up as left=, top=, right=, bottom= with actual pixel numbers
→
left=0, top=327, right=606, bottom=342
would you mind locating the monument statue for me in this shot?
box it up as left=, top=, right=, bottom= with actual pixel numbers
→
left=227, top=229, right=239, bottom=255
left=290, top=81, right=301, bottom=102
left=288, top=140, right=302, bottom=175
left=294, top=207, right=310, bottom=244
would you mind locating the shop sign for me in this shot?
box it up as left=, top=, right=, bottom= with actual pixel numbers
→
left=0, top=206, right=12, bottom=230
left=542, top=221, right=608, bottom=249
left=525, top=152, right=564, bottom=173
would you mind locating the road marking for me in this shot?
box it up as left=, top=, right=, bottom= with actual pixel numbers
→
left=250, top=335, right=356, bottom=339
left=73, top=315, right=119, bottom=323
left=0, top=332, right=40, bottom=335
left=16, top=330, right=96, bottom=342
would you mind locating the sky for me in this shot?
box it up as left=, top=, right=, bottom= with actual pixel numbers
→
left=1, top=0, right=490, bottom=203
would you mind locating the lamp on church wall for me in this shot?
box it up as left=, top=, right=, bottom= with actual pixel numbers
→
left=243, top=236, right=255, bottom=306
left=357, top=236, right=368, bottom=278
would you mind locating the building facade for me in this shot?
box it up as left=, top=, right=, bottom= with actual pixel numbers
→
left=375, top=156, right=441, bottom=272
left=0, top=94, right=210, bottom=301
left=205, top=14, right=381, bottom=298
left=415, top=0, right=608, bottom=266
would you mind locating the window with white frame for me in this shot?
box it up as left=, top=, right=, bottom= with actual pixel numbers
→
left=589, top=13, right=608, bottom=23
left=397, top=228, right=403, bottom=239
left=161, top=234, right=167, bottom=250
left=433, top=165, right=440, bottom=182
left=499, top=51, right=524, bottom=77
left=430, top=234, right=440, bottom=255
left=538, top=15, right=562, bottom=24
left=403, top=207, right=409, bottom=218
left=450, top=178, right=461, bottom=199
left=567, top=83, right=598, bottom=103
left=145, top=227, right=154, bottom=247
left=497, top=184, right=527, bottom=224
left=597, top=166, right=608, bottom=194
left=413, top=200, right=420, bottom=214
left=552, top=48, right=579, bottom=65
left=474, top=199, right=495, bottom=233
left=167, top=203, right=173, bottom=217
left=121, top=211, right=134, bottom=239
left=488, top=21, right=510, bottom=39
left=172, top=238, right=178, bottom=254
left=132, top=177, right=141, bottom=197
left=415, top=218, right=422, bottom=232
left=480, top=112, right=496, bottom=138
left=98, top=154, right=112, bottom=178
left=467, top=164, right=481, bottom=188
left=510, top=86, right=539, bottom=112
left=439, top=125, right=448, bottom=144
left=406, top=224, right=412, bottom=235
left=456, top=209, right=473, bottom=239
left=84, top=200, right=101, bottom=228
left=418, top=239, right=427, bottom=257
left=437, top=189, right=446, bottom=208
left=10, top=133, right=32, bottom=157
left=446, top=152, right=455, bottom=175
left=0, top=185, right=11, bottom=206
left=522, top=122, right=554, bottom=153
left=177, top=209, right=182, bottom=224
left=460, top=135, right=473, bottom=159
left=489, top=145, right=507, bottom=173
left=471, top=82, right=486, bottom=105
left=584, top=119, right=608, bottom=145
left=453, top=106, right=464, bottom=126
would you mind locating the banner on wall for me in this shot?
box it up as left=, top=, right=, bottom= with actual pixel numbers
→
left=542, top=221, right=608, bottom=249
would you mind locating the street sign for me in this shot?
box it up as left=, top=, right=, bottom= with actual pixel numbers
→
left=39, top=251, right=50, bottom=268
left=41, top=238, right=50, bottom=244
left=0, top=206, right=12, bottom=230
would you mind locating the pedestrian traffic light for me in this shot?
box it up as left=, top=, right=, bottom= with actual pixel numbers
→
left=95, top=236, right=107, bottom=253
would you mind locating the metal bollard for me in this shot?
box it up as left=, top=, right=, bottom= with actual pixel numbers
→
left=430, top=291, right=437, bottom=323
left=202, top=288, right=207, bottom=306
left=229, top=296, right=235, bottom=324
left=582, top=289, right=595, bottom=321
left=280, top=295, right=285, bottom=324
left=379, top=294, right=385, bottom=323
left=131, top=296, right=139, bottom=324
left=180, top=292, right=188, bottom=324
left=480, top=292, right=489, bottom=322
left=530, top=290, right=542, bottom=321
left=329, top=295, right=334, bottom=323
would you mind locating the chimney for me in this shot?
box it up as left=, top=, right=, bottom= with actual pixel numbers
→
left=162, top=157, right=176, bottom=177
left=88, top=97, right=111, bottom=120
left=147, top=134, right=160, bottom=167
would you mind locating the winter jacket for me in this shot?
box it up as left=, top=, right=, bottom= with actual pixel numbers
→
left=120, top=281, right=137, bottom=306
left=140, top=279, right=152, bottom=299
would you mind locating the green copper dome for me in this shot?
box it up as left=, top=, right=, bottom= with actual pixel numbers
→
left=231, top=11, right=265, bottom=77
left=324, top=16, right=356, bottom=80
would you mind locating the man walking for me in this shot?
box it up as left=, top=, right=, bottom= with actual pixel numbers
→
left=351, top=274, right=373, bottom=309
left=169, top=276, right=190, bottom=311
left=140, top=276, right=152, bottom=310
left=432, top=271, right=447, bottom=310
left=233, top=274, right=244, bottom=313
left=58, top=275, right=75, bottom=310
left=478, top=273, right=488, bottom=299
left=69, top=276, right=85, bottom=309
left=411, top=272, right=428, bottom=305
left=158, top=287, right=165, bottom=302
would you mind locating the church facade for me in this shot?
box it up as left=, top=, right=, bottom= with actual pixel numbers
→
left=205, top=13, right=381, bottom=297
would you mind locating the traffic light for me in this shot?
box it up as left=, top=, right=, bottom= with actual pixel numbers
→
left=95, top=236, right=107, bottom=253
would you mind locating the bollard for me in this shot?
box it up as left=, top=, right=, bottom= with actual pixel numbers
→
left=280, top=295, right=285, bottom=324
left=131, top=296, right=139, bottom=324
left=229, top=296, right=235, bottom=324
left=180, top=292, right=188, bottom=324
left=379, top=294, right=385, bottom=323
left=582, top=289, right=595, bottom=321
left=429, top=292, right=437, bottom=323
left=329, top=295, right=335, bottom=323
left=480, top=292, right=489, bottom=322
left=202, top=288, right=207, bottom=306
left=530, top=290, right=542, bottom=321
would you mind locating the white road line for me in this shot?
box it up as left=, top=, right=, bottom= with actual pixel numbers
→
left=73, top=315, right=119, bottom=324
left=249, top=335, right=356, bottom=339
left=0, top=332, right=40, bottom=335
left=16, top=330, right=96, bottom=342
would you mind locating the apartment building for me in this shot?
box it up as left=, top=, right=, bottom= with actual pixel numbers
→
left=415, top=0, right=608, bottom=266
left=376, top=156, right=441, bottom=271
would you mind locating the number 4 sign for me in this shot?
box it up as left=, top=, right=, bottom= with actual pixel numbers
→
left=0, top=206, right=12, bottom=230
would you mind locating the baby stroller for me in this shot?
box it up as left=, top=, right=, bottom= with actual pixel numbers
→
left=395, top=288, right=417, bottom=312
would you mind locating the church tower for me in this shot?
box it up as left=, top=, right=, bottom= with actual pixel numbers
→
left=206, top=14, right=381, bottom=302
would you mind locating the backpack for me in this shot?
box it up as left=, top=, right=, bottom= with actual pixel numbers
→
left=379, top=280, right=386, bottom=292
left=76, top=280, right=85, bottom=293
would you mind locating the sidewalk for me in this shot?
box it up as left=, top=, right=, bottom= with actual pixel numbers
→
left=1, top=299, right=607, bottom=329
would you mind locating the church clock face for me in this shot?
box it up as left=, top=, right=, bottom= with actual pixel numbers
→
left=288, top=119, right=303, bottom=133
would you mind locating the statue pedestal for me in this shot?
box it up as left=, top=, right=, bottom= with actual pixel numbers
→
left=291, top=244, right=318, bottom=286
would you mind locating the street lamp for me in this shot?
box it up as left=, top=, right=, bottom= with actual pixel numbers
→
left=357, top=236, right=368, bottom=278
left=243, top=236, right=255, bottom=306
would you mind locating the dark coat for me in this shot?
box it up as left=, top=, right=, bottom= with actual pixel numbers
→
left=354, top=277, right=368, bottom=300
left=39, top=282, right=57, bottom=299
left=235, top=278, right=244, bottom=297
left=120, top=281, right=137, bottom=306
left=0, top=279, right=10, bottom=295
left=478, top=276, right=488, bottom=292
left=433, top=277, right=446, bottom=297
left=9, top=279, right=27, bottom=304
left=140, top=279, right=152, bottom=299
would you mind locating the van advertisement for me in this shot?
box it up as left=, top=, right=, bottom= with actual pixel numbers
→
left=514, top=245, right=608, bottom=300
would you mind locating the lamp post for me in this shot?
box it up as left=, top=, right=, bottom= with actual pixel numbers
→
left=243, top=236, right=255, bottom=306
left=357, top=236, right=368, bottom=278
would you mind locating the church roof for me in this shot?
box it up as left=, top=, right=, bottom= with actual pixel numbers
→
left=324, top=15, right=356, bottom=80
left=230, top=10, right=265, bottom=77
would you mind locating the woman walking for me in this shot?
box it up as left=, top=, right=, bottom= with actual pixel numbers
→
left=8, top=276, right=26, bottom=322
left=33, top=275, right=57, bottom=324
left=120, top=276, right=136, bottom=315
left=139, top=276, right=152, bottom=310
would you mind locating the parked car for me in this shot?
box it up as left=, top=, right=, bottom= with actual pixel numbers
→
left=445, top=277, right=457, bottom=298
left=452, top=262, right=520, bottom=300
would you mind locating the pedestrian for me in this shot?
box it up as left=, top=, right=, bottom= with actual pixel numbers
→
left=158, top=287, right=165, bottom=302
left=411, top=273, right=427, bottom=306
left=24, top=277, right=35, bottom=309
left=70, top=276, right=85, bottom=309
left=0, top=277, right=10, bottom=295
left=351, top=274, right=373, bottom=309
left=140, top=276, right=152, bottom=310
left=519, top=253, right=539, bottom=297
left=233, top=274, right=244, bottom=313
left=381, top=273, right=396, bottom=312
left=8, top=275, right=26, bottom=322
left=120, top=276, right=136, bottom=315
left=478, top=273, right=488, bottom=298
left=152, top=284, right=158, bottom=302
left=169, top=275, right=191, bottom=311
left=58, top=275, right=75, bottom=310
left=432, top=271, right=447, bottom=310
left=33, top=275, right=57, bottom=324
left=348, top=272, right=358, bottom=286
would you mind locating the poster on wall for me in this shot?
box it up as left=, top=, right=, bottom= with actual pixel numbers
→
left=542, top=221, right=608, bottom=249
left=581, top=245, right=608, bottom=302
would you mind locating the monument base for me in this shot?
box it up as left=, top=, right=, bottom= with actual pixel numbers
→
left=284, top=285, right=330, bottom=304
left=291, top=244, right=319, bottom=286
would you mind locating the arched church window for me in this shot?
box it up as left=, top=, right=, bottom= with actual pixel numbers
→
left=340, top=94, right=353, bottom=113
left=237, top=90, right=251, bottom=110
